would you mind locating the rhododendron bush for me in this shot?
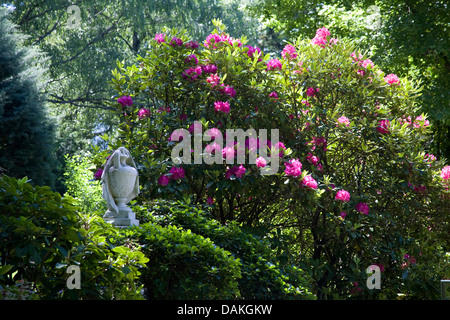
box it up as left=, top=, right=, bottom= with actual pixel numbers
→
left=96, top=22, right=449, bottom=299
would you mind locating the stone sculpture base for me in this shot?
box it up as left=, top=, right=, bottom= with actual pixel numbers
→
left=103, top=201, right=139, bottom=227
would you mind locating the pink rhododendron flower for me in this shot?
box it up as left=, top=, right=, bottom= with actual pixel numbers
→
left=424, top=153, right=436, bottom=162
left=158, top=174, right=170, bottom=186
left=356, top=202, right=369, bottom=215
left=306, top=87, right=319, bottom=97
left=94, top=168, right=103, bottom=180
left=138, top=108, right=151, bottom=119
left=377, top=119, right=390, bottom=134
left=214, top=101, right=230, bottom=113
left=182, top=66, right=202, bottom=81
left=205, top=142, right=222, bottom=155
left=220, top=85, right=236, bottom=98
left=169, top=166, right=185, bottom=180
left=118, top=95, right=133, bottom=106
left=256, top=156, right=267, bottom=168
left=206, top=197, right=214, bottom=205
left=222, top=146, right=235, bottom=160
left=413, top=115, right=430, bottom=128
left=204, top=33, right=222, bottom=49
left=350, top=51, right=364, bottom=62
left=185, top=41, right=199, bottom=49
left=267, top=58, right=282, bottom=70
left=284, top=158, right=303, bottom=178
left=185, top=54, right=198, bottom=65
left=362, top=59, right=374, bottom=69
left=206, top=73, right=220, bottom=87
left=281, top=44, right=297, bottom=60
left=441, top=165, right=450, bottom=180
left=384, top=73, right=399, bottom=84
left=205, top=127, right=221, bottom=140
left=154, top=33, right=165, bottom=43
left=301, top=175, right=318, bottom=189
left=269, top=91, right=278, bottom=99
left=202, top=64, right=218, bottom=74
left=316, top=27, right=330, bottom=39
left=235, top=165, right=246, bottom=178
left=308, top=136, right=327, bottom=151
left=337, top=116, right=350, bottom=126
left=273, top=141, right=286, bottom=157
left=170, top=37, right=183, bottom=46
left=306, top=152, right=319, bottom=165
left=226, top=165, right=246, bottom=179
left=311, top=27, right=330, bottom=48
left=246, top=45, right=262, bottom=61
left=335, top=189, right=350, bottom=202
left=340, top=212, right=347, bottom=219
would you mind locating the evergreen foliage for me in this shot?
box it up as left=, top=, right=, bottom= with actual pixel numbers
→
left=0, top=8, right=58, bottom=187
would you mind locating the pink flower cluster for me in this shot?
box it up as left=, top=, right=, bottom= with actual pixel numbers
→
left=185, top=54, right=198, bottom=65
left=335, top=189, right=350, bottom=202
left=207, top=73, right=220, bottom=87
left=356, top=202, right=369, bottom=215
left=281, top=44, right=297, bottom=60
left=226, top=165, right=246, bottom=179
left=377, top=119, right=390, bottom=134
left=306, top=87, right=319, bottom=97
left=337, top=116, right=350, bottom=127
left=170, top=37, right=183, bottom=47
left=308, top=137, right=327, bottom=151
left=138, top=108, right=151, bottom=119
left=246, top=45, right=262, bottom=61
left=154, top=33, right=165, bottom=43
left=204, top=33, right=242, bottom=49
left=401, top=115, right=430, bottom=129
left=384, top=73, right=399, bottom=85
left=202, top=64, right=218, bottom=74
left=118, top=95, right=133, bottom=106
left=214, top=101, right=230, bottom=113
left=94, top=168, right=103, bottom=180
left=267, top=58, right=282, bottom=71
left=158, top=166, right=186, bottom=185
left=182, top=66, right=202, bottom=81
left=256, top=156, right=267, bottom=168
left=351, top=52, right=374, bottom=76
left=284, top=158, right=303, bottom=178
left=311, top=27, right=336, bottom=48
left=301, top=175, right=318, bottom=189
left=441, top=165, right=450, bottom=180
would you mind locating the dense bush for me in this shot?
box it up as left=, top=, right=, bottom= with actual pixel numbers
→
left=143, top=200, right=315, bottom=299
left=96, top=21, right=449, bottom=299
left=0, top=175, right=148, bottom=300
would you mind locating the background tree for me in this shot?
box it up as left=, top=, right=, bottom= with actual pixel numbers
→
left=0, top=7, right=58, bottom=187
left=247, top=0, right=450, bottom=160
left=6, top=0, right=264, bottom=172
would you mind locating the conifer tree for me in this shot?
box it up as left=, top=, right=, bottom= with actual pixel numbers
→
left=0, top=8, right=58, bottom=187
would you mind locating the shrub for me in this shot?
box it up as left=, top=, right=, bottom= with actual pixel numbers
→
left=0, top=175, right=148, bottom=300
left=147, top=200, right=315, bottom=299
left=129, top=218, right=241, bottom=299
left=96, top=21, right=449, bottom=299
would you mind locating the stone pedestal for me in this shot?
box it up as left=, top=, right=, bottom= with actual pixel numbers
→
left=103, top=198, right=139, bottom=227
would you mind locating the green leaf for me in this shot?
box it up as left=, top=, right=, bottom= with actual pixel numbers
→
left=0, top=265, right=13, bottom=276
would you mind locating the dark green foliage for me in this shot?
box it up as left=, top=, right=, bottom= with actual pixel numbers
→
left=0, top=175, right=80, bottom=297
left=0, top=8, right=58, bottom=187
left=131, top=221, right=242, bottom=299
left=142, top=200, right=315, bottom=300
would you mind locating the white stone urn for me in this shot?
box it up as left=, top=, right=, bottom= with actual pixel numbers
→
left=101, top=147, right=139, bottom=227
